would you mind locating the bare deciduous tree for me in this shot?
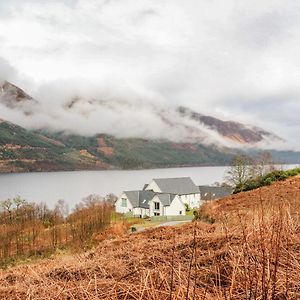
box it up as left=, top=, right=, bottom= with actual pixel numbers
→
left=225, top=155, right=253, bottom=191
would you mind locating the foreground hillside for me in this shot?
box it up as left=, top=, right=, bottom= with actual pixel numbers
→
left=1, top=176, right=300, bottom=299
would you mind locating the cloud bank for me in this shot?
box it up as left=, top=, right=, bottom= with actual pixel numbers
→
left=0, top=0, right=299, bottom=148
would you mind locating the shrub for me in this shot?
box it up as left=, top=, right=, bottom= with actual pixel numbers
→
left=233, top=167, right=300, bottom=194
left=184, top=203, right=191, bottom=212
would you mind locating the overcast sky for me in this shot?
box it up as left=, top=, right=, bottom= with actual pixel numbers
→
left=0, top=0, right=299, bottom=148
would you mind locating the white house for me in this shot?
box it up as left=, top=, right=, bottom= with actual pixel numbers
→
left=115, top=190, right=156, bottom=217
left=115, top=177, right=203, bottom=218
left=145, top=177, right=201, bottom=209
left=148, top=194, right=186, bottom=217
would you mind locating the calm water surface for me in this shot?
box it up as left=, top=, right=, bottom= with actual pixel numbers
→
left=0, top=165, right=297, bottom=208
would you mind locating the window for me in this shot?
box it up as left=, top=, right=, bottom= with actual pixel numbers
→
left=121, top=198, right=127, bottom=207
left=154, top=212, right=160, bottom=216
left=154, top=202, right=160, bottom=210
left=179, top=211, right=182, bottom=215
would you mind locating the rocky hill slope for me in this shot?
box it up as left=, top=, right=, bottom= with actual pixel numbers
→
left=1, top=175, right=300, bottom=299
left=177, top=106, right=280, bottom=144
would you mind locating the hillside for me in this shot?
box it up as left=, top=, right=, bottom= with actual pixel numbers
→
left=0, top=81, right=300, bottom=173
left=0, top=81, right=34, bottom=107
left=0, top=120, right=237, bottom=172
left=177, top=106, right=280, bottom=144
left=0, top=119, right=300, bottom=173
left=0, top=81, right=280, bottom=145
left=0, top=120, right=110, bottom=172
left=1, top=175, right=300, bottom=299
left=41, top=131, right=238, bottom=169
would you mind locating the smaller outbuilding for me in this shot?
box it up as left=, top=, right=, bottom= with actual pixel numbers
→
left=198, top=186, right=233, bottom=201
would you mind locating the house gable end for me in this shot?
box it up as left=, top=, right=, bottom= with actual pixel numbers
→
left=145, top=180, right=162, bottom=193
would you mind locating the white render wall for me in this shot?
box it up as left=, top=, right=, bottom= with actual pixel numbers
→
left=149, top=195, right=186, bottom=217
left=133, top=207, right=149, bottom=217
left=165, top=196, right=186, bottom=216
left=115, top=193, right=133, bottom=214
left=149, top=196, right=163, bottom=217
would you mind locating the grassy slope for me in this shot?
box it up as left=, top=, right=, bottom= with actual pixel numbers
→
left=1, top=175, right=300, bottom=299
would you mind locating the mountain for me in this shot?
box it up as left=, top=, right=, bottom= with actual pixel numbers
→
left=177, top=106, right=281, bottom=144
left=0, top=120, right=110, bottom=173
left=0, top=119, right=299, bottom=173
left=0, top=81, right=281, bottom=146
left=0, top=119, right=238, bottom=172
left=0, top=81, right=33, bottom=105
left=0, top=81, right=299, bottom=173
left=0, top=81, right=37, bottom=115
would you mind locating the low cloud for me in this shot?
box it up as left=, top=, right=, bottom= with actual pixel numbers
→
left=0, top=79, right=239, bottom=148
left=0, top=0, right=299, bottom=149
left=0, top=57, right=17, bottom=84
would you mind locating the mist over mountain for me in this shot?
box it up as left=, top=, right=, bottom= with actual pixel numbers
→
left=1, top=1, right=300, bottom=150
left=0, top=80, right=284, bottom=149
left=0, top=81, right=299, bottom=173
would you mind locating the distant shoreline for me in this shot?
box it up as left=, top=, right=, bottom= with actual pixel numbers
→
left=0, top=162, right=298, bottom=175
left=0, top=163, right=229, bottom=175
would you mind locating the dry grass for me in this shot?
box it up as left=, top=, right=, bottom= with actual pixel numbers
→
left=1, top=176, right=300, bottom=299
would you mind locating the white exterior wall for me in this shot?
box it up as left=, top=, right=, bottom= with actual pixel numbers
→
left=165, top=196, right=186, bottom=216
left=149, top=195, right=186, bottom=217
left=149, top=196, right=163, bottom=217
left=133, top=207, right=149, bottom=218
left=145, top=180, right=162, bottom=193
left=115, top=193, right=133, bottom=214
left=179, top=193, right=202, bottom=209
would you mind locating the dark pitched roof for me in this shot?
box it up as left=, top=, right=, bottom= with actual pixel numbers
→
left=154, top=194, right=177, bottom=206
left=124, top=190, right=156, bottom=208
left=152, top=177, right=199, bottom=195
left=199, top=186, right=233, bottom=200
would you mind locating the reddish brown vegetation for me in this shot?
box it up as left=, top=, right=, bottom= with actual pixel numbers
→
left=98, top=146, right=114, bottom=157
left=97, top=137, right=107, bottom=147
left=171, top=143, right=198, bottom=153
left=1, top=176, right=300, bottom=299
left=0, top=198, right=114, bottom=268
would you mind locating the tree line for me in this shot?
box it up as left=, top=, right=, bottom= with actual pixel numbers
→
left=0, top=194, right=116, bottom=268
